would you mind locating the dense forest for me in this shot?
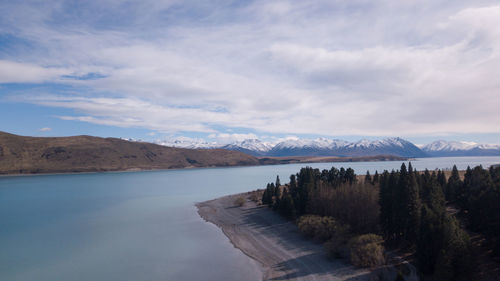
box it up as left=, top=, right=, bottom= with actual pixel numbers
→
left=261, top=164, right=500, bottom=280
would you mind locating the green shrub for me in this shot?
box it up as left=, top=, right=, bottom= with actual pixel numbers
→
left=349, top=234, right=385, bottom=268
left=297, top=215, right=321, bottom=238
left=249, top=192, right=259, bottom=202
left=297, top=215, right=349, bottom=242
left=234, top=197, right=245, bottom=207
left=324, top=232, right=351, bottom=259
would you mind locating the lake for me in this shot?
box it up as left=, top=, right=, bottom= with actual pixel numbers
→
left=1, top=156, right=500, bottom=281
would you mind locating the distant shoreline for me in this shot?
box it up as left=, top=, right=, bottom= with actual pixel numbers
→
left=0, top=155, right=407, bottom=176
left=1, top=154, right=498, bottom=177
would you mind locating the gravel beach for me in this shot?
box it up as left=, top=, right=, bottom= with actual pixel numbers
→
left=197, top=192, right=379, bottom=281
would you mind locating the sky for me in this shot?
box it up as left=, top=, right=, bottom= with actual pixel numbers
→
left=1, top=0, right=500, bottom=145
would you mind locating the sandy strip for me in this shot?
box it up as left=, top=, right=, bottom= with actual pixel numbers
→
left=197, top=192, right=387, bottom=281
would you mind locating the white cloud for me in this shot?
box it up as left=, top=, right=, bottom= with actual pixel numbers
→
left=38, top=127, right=52, bottom=132
left=2, top=1, right=500, bottom=137
left=0, top=60, right=69, bottom=83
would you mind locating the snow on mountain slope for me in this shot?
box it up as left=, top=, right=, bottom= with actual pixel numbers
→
left=346, top=138, right=407, bottom=149
left=267, top=137, right=426, bottom=157
left=422, top=140, right=478, bottom=151
left=422, top=140, right=500, bottom=156
left=156, top=137, right=500, bottom=158
left=220, top=139, right=273, bottom=156
left=272, top=138, right=348, bottom=150
left=338, top=137, right=426, bottom=157
left=232, top=139, right=273, bottom=152
left=156, top=138, right=219, bottom=149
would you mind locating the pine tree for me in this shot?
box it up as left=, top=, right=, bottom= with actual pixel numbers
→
left=372, top=170, right=379, bottom=184
left=365, top=170, right=372, bottom=185
left=263, top=183, right=269, bottom=204
left=437, top=170, right=447, bottom=190
left=380, top=170, right=399, bottom=240
left=457, top=166, right=471, bottom=211
left=416, top=205, right=441, bottom=274
left=405, top=162, right=421, bottom=243
left=278, top=188, right=295, bottom=218
left=273, top=176, right=281, bottom=209
left=289, top=174, right=300, bottom=215
left=273, top=178, right=281, bottom=210
left=262, top=183, right=275, bottom=205
left=345, top=168, right=356, bottom=184
left=445, top=165, right=461, bottom=202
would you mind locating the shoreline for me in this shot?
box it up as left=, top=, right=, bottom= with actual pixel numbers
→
left=197, top=192, right=388, bottom=281
left=0, top=155, right=408, bottom=177
left=2, top=156, right=497, bottom=177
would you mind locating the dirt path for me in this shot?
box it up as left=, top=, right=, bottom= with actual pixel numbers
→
left=197, top=193, right=389, bottom=281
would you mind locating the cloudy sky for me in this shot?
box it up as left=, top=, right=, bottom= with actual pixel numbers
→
left=1, top=0, right=499, bottom=144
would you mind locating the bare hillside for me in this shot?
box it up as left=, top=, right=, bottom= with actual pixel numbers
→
left=0, top=131, right=259, bottom=174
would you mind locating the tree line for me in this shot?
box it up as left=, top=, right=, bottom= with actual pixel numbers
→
left=261, top=163, right=500, bottom=280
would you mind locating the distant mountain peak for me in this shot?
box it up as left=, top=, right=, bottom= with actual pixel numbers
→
left=422, top=140, right=500, bottom=156
left=154, top=136, right=500, bottom=158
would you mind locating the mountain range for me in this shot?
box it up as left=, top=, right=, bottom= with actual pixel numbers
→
left=2, top=131, right=498, bottom=175
left=158, top=137, right=500, bottom=158
left=421, top=140, right=500, bottom=157
left=0, top=131, right=409, bottom=175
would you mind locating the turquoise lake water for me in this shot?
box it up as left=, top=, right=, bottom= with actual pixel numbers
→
left=1, top=156, right=500, bottom=281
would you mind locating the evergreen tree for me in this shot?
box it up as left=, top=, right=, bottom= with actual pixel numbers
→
left=437, top=170, right=447, bottom=190
left=380, top=170, right=399, bottom=240
left=365, top=170, right=372, bottom=185
left=273, top=176, right=281, bottom=210
left=289, top=174, right=301, bottom=215
left=345, top=168, right=356, bottom=185
left=404, top=162, right=421, bottom=243
left=460, top=166, right=492, bottom=212
left=445, top=165, right=461, bottom=202
left=420, top=170, right=445, bottom=216
left=417, top=205, right=474, bottom=280
left=372, top=170, right=379, bottom=185
left=416, top=205, right=440, bottom=274
left=296, top=167, right=320, bottom=216
left=269, top=182, right=275, bottom=202
left=262, top=183, right=274, bottom=205
left=379, top=170, right=391, bottom=238
left=456, top=166, right=472, bottom=210
left=278, top=188, right=296, bottom=218
left=434, top=216, right=474, bottom=281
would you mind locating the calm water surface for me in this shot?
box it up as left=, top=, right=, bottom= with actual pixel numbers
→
left=1, top=156, right=500, bottom=281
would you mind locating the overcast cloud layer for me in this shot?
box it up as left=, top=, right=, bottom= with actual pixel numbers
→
left=1, top=0, right=500, bottom=139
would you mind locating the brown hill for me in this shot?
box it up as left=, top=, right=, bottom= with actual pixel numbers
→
left=0, top=131, right=259, bottom=175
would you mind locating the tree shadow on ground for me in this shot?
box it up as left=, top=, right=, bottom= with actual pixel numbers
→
left=268, top=253, right=372, bottom=281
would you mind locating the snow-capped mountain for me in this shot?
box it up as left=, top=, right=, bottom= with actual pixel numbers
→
left=221, top=139, right=273, bottom=156
left=337, top=137, right=427, bottom=157
left=156, top=138, right=219, bottom=149
left=266, top=137, right=426, bottom=157
left=156, top=136, right=499, bottom=158
left=268, top=138, right=350, bottom=157
left=272, top=138, right=348, bottom=150
left=422, top=140, right=478, bottom=151
left=158, top=137, right=427, bottom=157
left=422, top=140, right=500, bottom=157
